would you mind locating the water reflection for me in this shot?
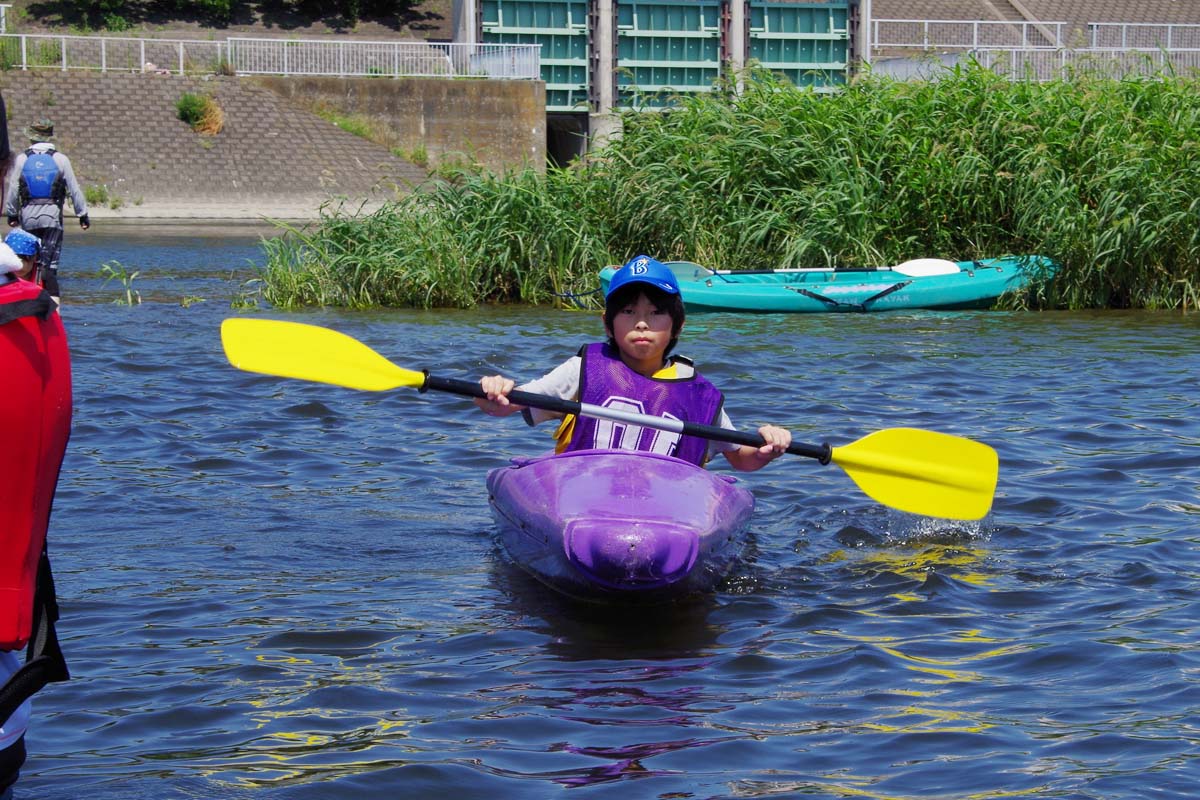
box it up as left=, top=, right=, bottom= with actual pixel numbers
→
left=488, top=560, right=727, bottom=660
left=18, top=227, right=1200, bottom=799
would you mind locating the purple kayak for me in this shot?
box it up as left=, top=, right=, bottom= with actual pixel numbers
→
left=487, top=449, right=755, bottom=603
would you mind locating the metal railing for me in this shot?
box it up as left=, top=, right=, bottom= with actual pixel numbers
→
left=0, top=34, right=229, bottom=74
left=229, top=38, right=539, bottom=79
left=969, top=47, right=1200, bottom=81
left=1089, top=23, right=1200, bottom=50
left=872, top=18, right=1066, bottom=52
left=871, top=18, right=1200, bottom=82
left=0, top=33, right=541, bottom=80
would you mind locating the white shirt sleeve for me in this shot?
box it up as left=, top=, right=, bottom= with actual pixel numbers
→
left=56, top=153, right=88, bottom=217
left=518, top=356, right=581, bottom=425
left=2, top=154, right=25, bottom=217
left=708, top=409, right=739, bottom=457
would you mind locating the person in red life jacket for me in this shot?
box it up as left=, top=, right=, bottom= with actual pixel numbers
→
left=0, top=102, right=17, bottom=800
left=0, top=252, right=71, bottom=800
left=3, top=119, right=90, bottom=303
left=0, top=100, right=71, bottom=800
left=3, top=230, right=41, bottom=285
left=0, top=426, right=31, bottom=800
left=475, top=254, right=792, bottom=471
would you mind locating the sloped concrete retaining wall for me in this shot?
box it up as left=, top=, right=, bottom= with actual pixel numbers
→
left=0, top=71, right=545, bottom=219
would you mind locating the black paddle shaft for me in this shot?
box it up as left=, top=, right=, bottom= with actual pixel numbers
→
left=421, top=374, right=833, bottom=464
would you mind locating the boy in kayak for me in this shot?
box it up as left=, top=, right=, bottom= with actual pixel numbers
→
left=476, top=254, right=791, bottom=471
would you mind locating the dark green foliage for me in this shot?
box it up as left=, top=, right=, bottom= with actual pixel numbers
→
left=263, top=64, right=1200, bottom=311
left=62, top=0, right=140, bottom=28
left=0, top=36, right=20, bottom=70
left=54, top=1, right=415, bottom=29
left=182, top=0, right=235, bottom=22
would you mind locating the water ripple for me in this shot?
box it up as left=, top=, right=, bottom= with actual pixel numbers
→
left=15, top=230, right=1200, bottom=799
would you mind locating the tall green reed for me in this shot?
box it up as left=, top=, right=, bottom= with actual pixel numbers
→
left=263, top=62, right=1200, bottom=310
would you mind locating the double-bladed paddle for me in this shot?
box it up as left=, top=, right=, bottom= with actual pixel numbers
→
left=220, top=318, right=999, bottom=520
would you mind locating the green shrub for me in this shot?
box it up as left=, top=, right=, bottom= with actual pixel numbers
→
left=102, top=13, right=132, bottom=32
left=176, top=92, right=224, bottom=134
left=84, top=184, right=110, bottom=206
left=176, top=93, right=207, bottom=126
left=192, top=0, right=234, bottom=22
left=0, top=38, right=20, bottom=71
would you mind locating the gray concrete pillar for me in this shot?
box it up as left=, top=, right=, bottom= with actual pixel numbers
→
left=728, top=0, right=747, bottom=83
left=589, top=0, right=621, bottom=148
left=859, top=0, right=873, bottom=64
left=453, top=0, right=477, bottom=46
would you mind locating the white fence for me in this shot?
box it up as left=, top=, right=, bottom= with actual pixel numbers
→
left=1089, top=22, right=1200, bottom=50
left=228, top=38, right=539, bottom=79
left=971, top=47, right=1200, bottom=81
left=873, top=19, right=1200, bottom=54
left=870, top=18, right=1200, bottom=81
left=872, top=18, right=1067, bottom=52
left=0, top=34, right=229, bottom=74
left=0, top=33, right=541, bottom=80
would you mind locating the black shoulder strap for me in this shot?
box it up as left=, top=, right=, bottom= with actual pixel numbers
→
left=0, top=551, right=69, bottom=725
left=0, top=287, right=55, bottom=325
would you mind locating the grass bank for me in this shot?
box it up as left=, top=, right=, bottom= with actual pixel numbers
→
left=262, top=63, right=1200, bottom=311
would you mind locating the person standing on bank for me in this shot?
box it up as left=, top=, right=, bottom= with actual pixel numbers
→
left=4, top=119, right=90, bottom=302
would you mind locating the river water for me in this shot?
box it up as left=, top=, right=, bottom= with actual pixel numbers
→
left=14, top=223, right=1199, bottom=798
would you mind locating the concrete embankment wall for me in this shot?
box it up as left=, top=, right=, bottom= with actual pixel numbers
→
left=0, top=71, right=546, bottom=219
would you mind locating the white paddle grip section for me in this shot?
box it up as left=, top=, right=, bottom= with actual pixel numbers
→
left=577, top=401, right=687, bottom=432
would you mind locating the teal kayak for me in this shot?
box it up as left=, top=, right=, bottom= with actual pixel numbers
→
left=598, top=255, right=1058, bottom=313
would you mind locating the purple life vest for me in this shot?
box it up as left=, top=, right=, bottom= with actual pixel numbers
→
left=564, top=343, right=724, bottom=465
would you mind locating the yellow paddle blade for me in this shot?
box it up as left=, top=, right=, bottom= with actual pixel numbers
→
left=220, top=318, right=426, bottom=391
left=830, top=428, right=999, bottom=520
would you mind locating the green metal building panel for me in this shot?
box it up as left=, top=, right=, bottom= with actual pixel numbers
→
left=482, top=0, right=590, bottom=111
left=479, top=0, right=852, bottom=112
left=482, top=0, right=587, bottom=29
left=617, top=0, right=721, bottom=33
left=616, top=0, right=722, bottom=108
left=749, top=1, right=850, bottom=90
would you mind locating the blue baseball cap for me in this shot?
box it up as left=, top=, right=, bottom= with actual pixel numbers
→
left=4, top=229, right=40, bottom=257
left=605, top=255, right=680, bottom=299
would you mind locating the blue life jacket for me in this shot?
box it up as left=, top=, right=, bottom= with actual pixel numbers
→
left=20, top=150, right=64, bottom=206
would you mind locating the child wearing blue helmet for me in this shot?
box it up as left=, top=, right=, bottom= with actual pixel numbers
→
left=3, top=230, right=40, bottom=284
left=476, top=255, right=792, bottom=471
